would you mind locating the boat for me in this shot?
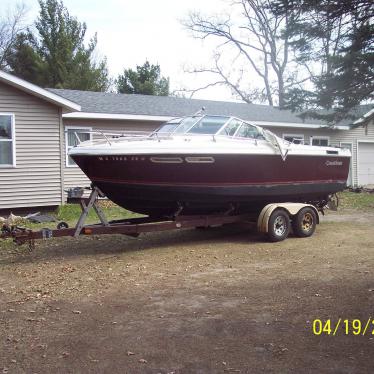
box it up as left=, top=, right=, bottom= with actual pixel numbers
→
left=68, top=113, right=351, bottom=217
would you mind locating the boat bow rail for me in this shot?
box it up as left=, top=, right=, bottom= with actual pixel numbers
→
left=67, top=129, right=156, bottom=147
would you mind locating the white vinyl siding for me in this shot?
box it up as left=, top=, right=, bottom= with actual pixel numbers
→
left=0, top=82, right=63, bottom=209
left=0, top=113, right=15, bottom=167
left=331, top=122, right=374, bottom=187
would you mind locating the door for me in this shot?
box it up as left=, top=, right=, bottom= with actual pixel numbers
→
left=340, top=142, right=353, bottom=186
left=358, top=142, right=374, bottom=186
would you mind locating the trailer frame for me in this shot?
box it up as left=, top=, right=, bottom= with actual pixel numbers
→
left=0, top=187, right=254, bottom=251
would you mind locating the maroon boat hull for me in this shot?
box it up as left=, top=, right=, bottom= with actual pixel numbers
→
left=72, top=153, right=350, bottom=216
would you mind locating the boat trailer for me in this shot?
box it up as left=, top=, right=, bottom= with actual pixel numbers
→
left=1, top=187, right=330, bottom=251
left=0, top=187, right=253, bottom=251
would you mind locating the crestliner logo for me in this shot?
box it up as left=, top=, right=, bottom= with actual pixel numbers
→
left=325, top=160, right=342, bottom=166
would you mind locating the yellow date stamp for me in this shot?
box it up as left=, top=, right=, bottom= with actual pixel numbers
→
left=312, top=318, right=374, bottom=336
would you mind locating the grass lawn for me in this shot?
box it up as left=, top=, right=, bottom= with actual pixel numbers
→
left=55, top=200, right=139, bottom=226
left=0, top=201, right=139, bottom=250
left=338, top=190, right=374, bottom=210
left=1, top=200, right=139, bottom=232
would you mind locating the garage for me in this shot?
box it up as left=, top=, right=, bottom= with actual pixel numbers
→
left=358, top=141, right=374, bottom=185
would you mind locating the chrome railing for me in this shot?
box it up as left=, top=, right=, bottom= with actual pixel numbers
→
left=66, top=129, right=155, bottom=146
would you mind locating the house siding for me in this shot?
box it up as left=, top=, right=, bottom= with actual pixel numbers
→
left=332, top=119, right=374, bottom=186
left=62, top=118, right=161, bottom=199
left=0, top=82, right=62, bottom=209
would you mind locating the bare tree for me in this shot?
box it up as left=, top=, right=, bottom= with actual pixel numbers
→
left=182, top=52, right=266, bottom=103
left=0, top=3, right=28, bottom=70
left=183, top=0, right=302, bottom=107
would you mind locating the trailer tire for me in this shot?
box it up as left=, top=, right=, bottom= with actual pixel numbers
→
left=57, top=221, right=69, bottom=230
left=267, top=209, right=290, bottom=242
left=292, top=207, right=317, bottom=238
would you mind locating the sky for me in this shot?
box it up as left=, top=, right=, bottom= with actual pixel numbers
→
left=1, top=0, right=241, bottom=101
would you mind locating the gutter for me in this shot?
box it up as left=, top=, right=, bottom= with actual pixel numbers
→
left=62, top=112, right=175, bottom=122
left=351, top=108, right=374, bottom=128
left=63, top=112, right=351, bottom=130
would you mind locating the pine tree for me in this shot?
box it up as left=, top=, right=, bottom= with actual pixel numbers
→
left=273, top=0, right=374, bottom=122
left=6, top=32, right=46, bottom=86
left=116, top=61, right=169, bottom=96
left=7, top=0, right=110, bottom=91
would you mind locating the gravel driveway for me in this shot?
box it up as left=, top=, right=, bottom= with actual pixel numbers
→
left=1, top=209, right=373, bottom=373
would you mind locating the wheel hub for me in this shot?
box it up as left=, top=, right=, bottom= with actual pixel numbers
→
left=274, top=216, right=286, bottom=236
left=302, top=212, right=314, bottom=231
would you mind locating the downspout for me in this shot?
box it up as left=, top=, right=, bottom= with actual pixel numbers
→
left=58, top=108, right=65, bottom=204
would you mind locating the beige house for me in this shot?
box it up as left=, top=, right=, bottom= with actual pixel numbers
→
left=0, top=70, right=373, bottom=211
left=0, top=71, right=80, bottom=211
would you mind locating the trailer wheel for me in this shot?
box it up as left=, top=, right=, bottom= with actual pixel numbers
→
left=292, top=207, right=317, bottom=238
left=267, top=209, right=290, bottom=242
left=57, top=221, right=69, bottom=230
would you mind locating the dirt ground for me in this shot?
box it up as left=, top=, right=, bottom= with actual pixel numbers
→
left=0, top=210, right=374, bottom=373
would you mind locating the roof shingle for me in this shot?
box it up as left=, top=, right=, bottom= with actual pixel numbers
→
left=49, top=88, right=373, bottom=126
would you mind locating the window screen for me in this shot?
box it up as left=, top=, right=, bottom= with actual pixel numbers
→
left=0, top=114, right=14, bottom=166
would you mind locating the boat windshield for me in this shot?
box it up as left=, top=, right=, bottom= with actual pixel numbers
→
left=155, top=115, right=266, bottom=138
left=173, top=116, right=202, bottom=134
left=155, top=118, right=182, bottom=134
left=235, top=123, right=264, bottom=139
left=187, top=116, right=230, bottom=134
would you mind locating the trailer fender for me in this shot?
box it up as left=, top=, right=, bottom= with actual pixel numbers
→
left=257, top=203, right=319, bottom=234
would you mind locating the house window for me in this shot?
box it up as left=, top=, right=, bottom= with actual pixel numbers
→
left=283, top=134, right=304, bottom=144
left=66, top=127, right=91, bottom=166
left=0, top=114, right=15, bottom=167
left=311, top=137, right=329, bottom=146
